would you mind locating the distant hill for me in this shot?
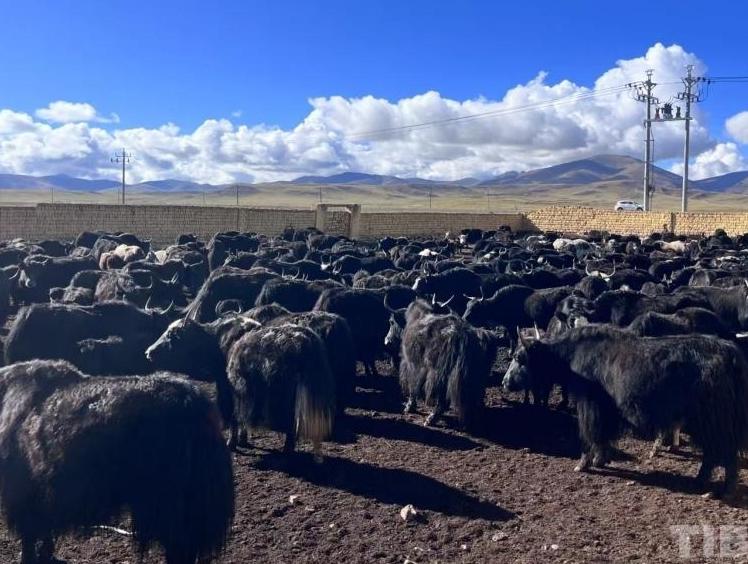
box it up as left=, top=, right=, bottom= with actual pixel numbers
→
left=0, top=173, right=120, bottom=192
left=694, top=170, right=748, bottom=193
left=479, top=155, right=683, bottom=193
left=1, top=155, right=746, bottom=200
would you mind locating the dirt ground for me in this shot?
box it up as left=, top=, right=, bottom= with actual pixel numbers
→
left=1, top=346, right=748, bottom=564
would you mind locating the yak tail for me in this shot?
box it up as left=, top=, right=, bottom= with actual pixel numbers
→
left=443, top=330, right=481, bottom=431
left=295, top=360, right=336, bottom=445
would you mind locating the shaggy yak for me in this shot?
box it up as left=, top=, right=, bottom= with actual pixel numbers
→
left=0, top=360, right=234, bottom=564
left=226, top=324, right=336, bottom=459
left=400, top=300, right=500, bottom=431
left=503, top=325, right=748, bottom=497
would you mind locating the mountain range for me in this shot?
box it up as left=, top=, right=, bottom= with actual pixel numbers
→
left=1, top=155, right=747, bottom=195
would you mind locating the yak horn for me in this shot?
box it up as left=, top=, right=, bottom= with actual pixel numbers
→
left=8, top=269, right=20, bottom=281
left=438, top=295, right=454, bottom=308
left=533, top=322, right=541, bottom=339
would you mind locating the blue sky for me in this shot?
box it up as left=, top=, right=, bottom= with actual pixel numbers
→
left=1, top=0, right=747, bottom=182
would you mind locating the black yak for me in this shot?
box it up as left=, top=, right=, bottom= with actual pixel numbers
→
left=314, top=287, right=390, bottom=377
left=226, top=324, right=336, bottom=458
left=400, top=304, right=500, bottom=431
left=185, top=266, right=278, bottom=323
left=462, top=285, right=572, bottom=344
left=627, top=307, right=732, bottom=339
left=503, top=325, right=748, bottom=497
left=5, top=301, right=173, bottom=375
left=0, top=360, right=234, bottom=564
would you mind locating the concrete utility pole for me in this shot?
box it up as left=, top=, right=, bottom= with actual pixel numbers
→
left=111, top=148, right=132, bottom=205
left=676, top=65, right=705, bottom=213
left=629, top=71, right=658, bottom=211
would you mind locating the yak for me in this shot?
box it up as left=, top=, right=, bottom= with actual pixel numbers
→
left=400, top=304, right=500, bottom=431
left=503, top=325, right=748, bottom=497
left=226, top=324, right=336, bottom=458
left=5, top=301, right=173, bottom=375
left=0, top=360, right=234, bottom=564
left=314, top=287, right=390, bottom=378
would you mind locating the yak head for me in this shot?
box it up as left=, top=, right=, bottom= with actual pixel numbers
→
left=145, top=317, right=217, bottom=379
left=17, top=255, right=52, bottom=288
left=384, top=309, right=406, bottom=350
left=502, top=326, right=545, bottom=393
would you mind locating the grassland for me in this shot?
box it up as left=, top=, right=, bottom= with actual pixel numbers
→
left=2, top=182, right=748, bottom=212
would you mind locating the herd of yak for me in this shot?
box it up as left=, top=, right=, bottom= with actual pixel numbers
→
left=2, top=224, right=748, bottom=562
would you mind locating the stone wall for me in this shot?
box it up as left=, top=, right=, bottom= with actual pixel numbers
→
left=525, top=206, right=674, bottom=236
left=3, top=203, right=748, bottom=242
left=673, top=212, right=748, bottom=236
left=358, top=212, right=528, bottom=238
left=0, top=204, right=316, bottom=245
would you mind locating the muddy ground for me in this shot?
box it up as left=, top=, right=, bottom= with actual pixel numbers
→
left=1, top=345, right=747, bottom=564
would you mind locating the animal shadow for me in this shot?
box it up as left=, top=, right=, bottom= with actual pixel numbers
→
left=346, top=413, right=482, bottom=451
left=265, top=452, right=515, bottom=522
left=477, top=403, right=581, bottom=458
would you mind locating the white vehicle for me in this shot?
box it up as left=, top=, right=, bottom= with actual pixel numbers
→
left=614, top=200, right=643, bottom=212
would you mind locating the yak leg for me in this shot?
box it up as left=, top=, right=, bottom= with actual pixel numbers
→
left=649, top=434, right=664, bottom=459
left=574, top=452, right=591, bottom=472
left=592, top=446, right=610, bottom=468
left=237, top=425, right=249, bottom=448
left=403, top=396, right=417, bottom=414
left=696, top=456, right=715, bottom=490
left=38, top=538, right=64, bottom=564
left=723, top=455, right=739, bottom=499
left=283, top=431, right=296, bottom=454
left=20, top=537, right=38, bottom=564
left=312, top=440, right=323, bottom=464
left=424, top=405, right=444, bottom=427
left=672, top=426, right=681, bottom=449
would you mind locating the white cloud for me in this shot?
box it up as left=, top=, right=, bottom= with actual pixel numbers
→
left=35, top=101, right=119, bottom=124
left=671, top=142, right=747, bottom=180
left=726, top=111, right=748, bottom=144
left=0, top=43, right=744, bottom=183
left=231, top=110, right=243, bottom=118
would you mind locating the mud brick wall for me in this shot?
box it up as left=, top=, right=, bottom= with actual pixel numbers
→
left=0, top=204, right=316, bottom=245
left=0, top=206, right=38, bottom=240
left=673, top=212, right=748, bottom=236
left=5, top=203, right=748, bottom=242
left=525, top=206, right=674, bottom=236
left=358, top=212, right=528, bottom=238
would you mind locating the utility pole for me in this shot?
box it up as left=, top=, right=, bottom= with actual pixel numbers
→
left=676, top=65, right=705, bottom=212
left=629, top=71, right=658, bottom=211
left=111, top=148, right=132, bottom=205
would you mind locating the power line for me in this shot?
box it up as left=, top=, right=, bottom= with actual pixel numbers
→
left=347, top=84, right=634, bottom=139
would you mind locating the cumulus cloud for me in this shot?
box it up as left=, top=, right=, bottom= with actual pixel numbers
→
left=35, top=101, right=119, bottom=124
left=1, top=43, right=744, bottom=183
left=726, top=111, right=748, bottom=144
left=671, top=142, right=748, bottom=180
